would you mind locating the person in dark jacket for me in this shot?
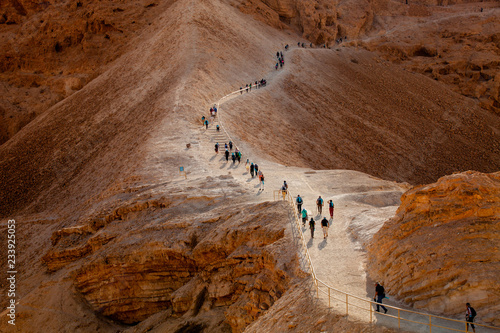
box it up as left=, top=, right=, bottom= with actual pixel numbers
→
left=321, top=217, right=329, bottom=239
left=374, top=282, right=387, bottom=313
left=309, top=218, right=315, bottom=238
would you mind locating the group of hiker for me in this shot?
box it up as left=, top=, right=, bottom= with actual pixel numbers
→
left=201, top=105, right=219, bottom=129
left=277, top=181, right=336, bottom=240
left=275, top=51, right=285, bottom=70
left=295, top=194, right=335, bottom=239
left=214, top=141, right=243, bottom=165
left=246, top=160, right=264, bottom=191
left=240, top=79, right=267, bottom=94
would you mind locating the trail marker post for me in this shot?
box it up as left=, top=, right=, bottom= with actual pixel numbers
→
left=179, top=166, right=186, bottom=179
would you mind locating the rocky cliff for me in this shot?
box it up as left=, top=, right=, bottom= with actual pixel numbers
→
left=367, top=171, right=500, bottom=325
left=1, top=181, right=302, bottom=332
left=0, top=0, right=172, bottom=144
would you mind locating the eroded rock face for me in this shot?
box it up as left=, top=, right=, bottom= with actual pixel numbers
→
left=367, top=171, right=500, bottom=325
left=42, top=194, right=298, bottom=330
left=0, top=0, right=173, bottom=144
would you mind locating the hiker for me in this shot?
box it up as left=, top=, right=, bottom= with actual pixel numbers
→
left=321, top=217, right=329, bottom=239
left=201, top=115, right=205, bottom=122
left=466, top=303, right=476, bottom=333
left=224, top=143, right=228, bottom=150
left=204, top=119, right=209, bottom=129
left=309, top=218, right=315, bottom=238
left=316, top=196, right=324, bottom=215
left=281, top=183, right=287, bottom=200
left=250, top=163, right=255, bottom=178
left=280, top=51, right=283, bottom=58
left=216, top=125, right=220, bottom=132
left=215, top=143, right=219, bottom=154
left=240, top=87, right=243, bottom=94
left=276, top=51, right=280, bottom=58
left=255, top=80, right=258, bottom=88
left=229, top=141, right=233, bottom=151
left=279, top=60, right=283, bottom=68
left=296, top=195, right=303, bottom=213
left=231, top=153, right=236, bottom=164
left=257, top=170, right=262, bottom=180
left=329, top=200, right=334, bottom=219
left=225, top=149, right=229, bottom=162
left=374, top=282, right=388, bottom=314
left=236, top=151, right=241, bottom=163
left=259, top=172, right=265, bottom=190
left=246, top=84, right=249, bottom=92
left=275, top=63, right=279, bottom=70
left=245, top=159, right=250, bottom=172
left=301, top=208, right=308, bottom=227
left=285, top=44, right=289, bottom=50
left=283, top=181, right=288, bottom=190
left=297, top=42, right=300, bottom=47
left=254, top=163, right=259, bottom=176
left=249, top=83, right=252, bottom=91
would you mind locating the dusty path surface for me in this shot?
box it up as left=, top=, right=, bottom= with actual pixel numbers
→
left=193, top=47, right=408, bottom=325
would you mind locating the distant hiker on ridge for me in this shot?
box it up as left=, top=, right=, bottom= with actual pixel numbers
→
left=250, top=162, right=255, bottom=178
left=225, top=149, right=229, bottom=162
left=215, top=143, right=219, bottom=154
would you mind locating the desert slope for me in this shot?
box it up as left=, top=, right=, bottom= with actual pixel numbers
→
left=222, top=46, right=500, bottom=184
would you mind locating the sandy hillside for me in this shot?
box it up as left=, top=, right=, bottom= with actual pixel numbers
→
left=0, top=0, right=499, bottom=332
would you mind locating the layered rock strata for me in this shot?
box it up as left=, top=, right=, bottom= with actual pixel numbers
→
left=41, top=195, right=299, bottom=331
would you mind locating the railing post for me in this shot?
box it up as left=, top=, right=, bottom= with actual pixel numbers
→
left=398, top=308, right=400, bottom=329
left=370, top=300, right=372, bottom=323
left=429, top=314, right=432, bottom=333
left=328, top=287, right=331, bottom=308
left=346, top=294, right=349, bottom=317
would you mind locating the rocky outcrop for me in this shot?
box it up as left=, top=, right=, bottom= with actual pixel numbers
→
left=367, top=171, right=500, bottom=326
left=40, top=195, right=299, bottom=330
left=239, top=0, right=374, bottom=45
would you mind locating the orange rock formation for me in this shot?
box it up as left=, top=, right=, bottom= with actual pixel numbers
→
left=367, top=171, right=500, bottom=326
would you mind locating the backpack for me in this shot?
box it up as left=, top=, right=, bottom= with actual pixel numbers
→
left=260, top=175, right=264, bottom=181
left=297, top=197, right=302, bottom=204
left=329, top=201, right=334, bottom=208
left=470, top=307, right=477, bottom=318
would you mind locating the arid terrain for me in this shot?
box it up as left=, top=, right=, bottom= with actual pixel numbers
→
left=0, top=0, right=499, bottom=332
